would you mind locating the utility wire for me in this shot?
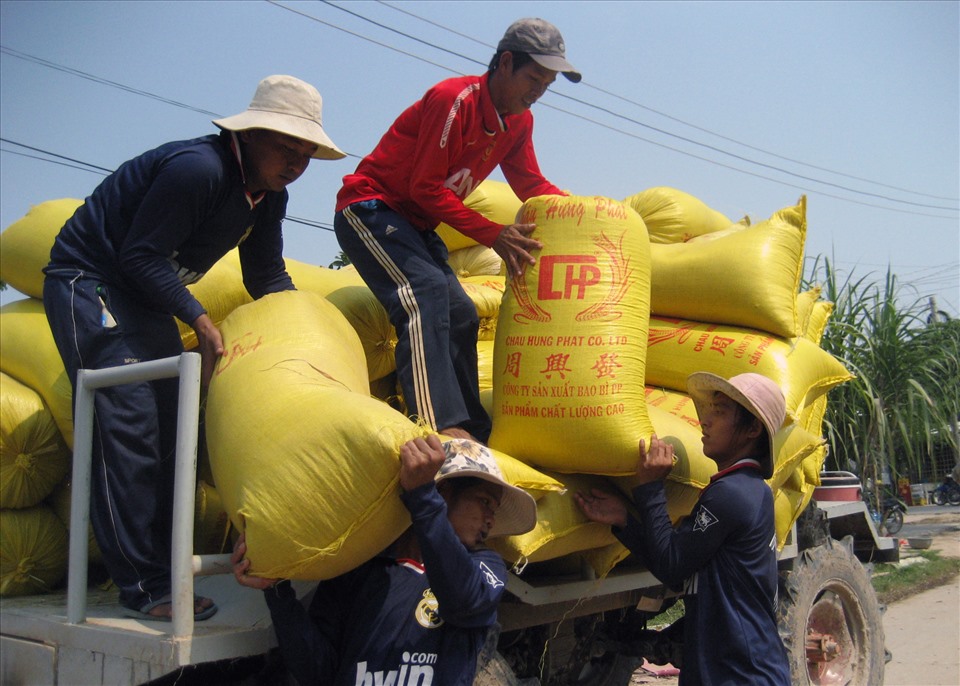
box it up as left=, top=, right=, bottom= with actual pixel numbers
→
left=0, top=139, right=334, bottom=232
left=0, top=46, right=224, bottom=119
left=370, top=0, right=960, bottom=206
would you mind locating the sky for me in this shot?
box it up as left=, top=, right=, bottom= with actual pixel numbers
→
left=1, top=0, right=958, bottom=317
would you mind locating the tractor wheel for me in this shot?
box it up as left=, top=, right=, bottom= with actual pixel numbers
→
left=778, top=536, right=886, bottom=685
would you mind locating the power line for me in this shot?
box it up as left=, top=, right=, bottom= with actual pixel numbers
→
left=370, top=0, right=960, bottom=206
left=1, top=138, right=113, bottom=173
left=0, top=46, right=224, bottom=119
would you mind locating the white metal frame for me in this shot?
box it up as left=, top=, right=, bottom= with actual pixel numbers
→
left=66, top=352, right=232, bottom=638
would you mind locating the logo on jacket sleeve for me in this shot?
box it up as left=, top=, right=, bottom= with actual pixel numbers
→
left=415, top=589, right=444, bottom=629
left=692, top=505, right=719, bottom=532
left=479, top=561, right=504, bottom=589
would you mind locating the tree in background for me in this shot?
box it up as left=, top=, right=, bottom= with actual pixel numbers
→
left=805, top=257, right=960, bottom=491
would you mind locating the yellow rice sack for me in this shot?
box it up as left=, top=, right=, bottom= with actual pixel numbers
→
left=206, top=290, right=427, bottom=580
left=194, top=480, right=232, bottom=555
left=325, top=285, right=398, bottom=383
left=460, top=275, right=506, bottom=341
left=623, top=187, right=733, bottom=244
left=448, top=245, right=503, bottom=278
left=648, top=197, right=807, bottom=338
left=0, top=199, right=84, bottom=299
left=478, top=340, right=495, bottom=392
left=795, top=288, right=821, bottom=339
left=645, top=315, right=851, bottom=417
left=0, top=298, right=74, bottom=449
left=804, top=301, right=834, bottom=345
left=490, top=195, right=654, bottom=475
left=0, top=505, right=68, bottom=597
left=0, top=373, right=70, bottom=509
left=436, top=180, right=523, bottom=252
left=284, top=258, right=366, bottom=295
left=490, top=472, right=620, bottom=568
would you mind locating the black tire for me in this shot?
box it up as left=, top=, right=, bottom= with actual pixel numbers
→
left=778, top=537, right=886, bottom=685
left=881, top=509, right=904, bottom=536
left=949, top=489, right=960, bottom=506
left=932, top=488, right=946, bottom=506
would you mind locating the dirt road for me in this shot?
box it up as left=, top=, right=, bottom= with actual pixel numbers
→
left=629, top=506, right=960, bottom=686
left=883, top=506, right=960, bottom=686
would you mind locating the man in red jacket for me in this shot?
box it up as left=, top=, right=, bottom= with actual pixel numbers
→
left=334, top=18, right=580, bottom=444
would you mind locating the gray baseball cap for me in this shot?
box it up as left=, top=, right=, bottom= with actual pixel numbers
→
left=497, top=18, right=581, bottom=83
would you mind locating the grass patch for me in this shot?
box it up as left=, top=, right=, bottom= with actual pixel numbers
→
left=871, top=550, right=960, bottom=605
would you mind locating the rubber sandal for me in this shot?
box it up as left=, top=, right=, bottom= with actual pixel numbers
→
left=121, top=594, right=218, bottom=622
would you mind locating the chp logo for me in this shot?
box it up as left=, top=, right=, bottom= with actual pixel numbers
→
left=512, top=232, right=635, bottom=324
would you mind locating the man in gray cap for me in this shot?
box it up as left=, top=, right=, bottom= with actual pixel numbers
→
left=43, top=75, right=344, bottom=621
left=335, top=18, right=579, bottom=446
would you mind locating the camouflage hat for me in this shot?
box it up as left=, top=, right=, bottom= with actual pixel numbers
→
left=438, top=439, right=537, bottom=537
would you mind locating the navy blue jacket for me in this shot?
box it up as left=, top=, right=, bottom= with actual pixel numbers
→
left=616, top=464, right=790, bottom=685
left=264, top=483, right=507, bottom=686
left=46, top=131, right=293, bottom=325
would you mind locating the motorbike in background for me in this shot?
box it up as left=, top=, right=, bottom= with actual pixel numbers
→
left=931, top=475, right=960, bottom=506
left=864, top=490, right=907, bottom=535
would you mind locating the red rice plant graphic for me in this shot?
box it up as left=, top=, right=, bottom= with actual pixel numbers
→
left=576, top=232, right=634, bottom=322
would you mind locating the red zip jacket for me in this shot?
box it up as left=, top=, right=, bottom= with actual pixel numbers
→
left=336, top=73, right=563, bottom=247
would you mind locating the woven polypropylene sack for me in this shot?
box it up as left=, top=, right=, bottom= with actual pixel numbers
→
left=0, top=199, right=83, bottom=299
left=490, top=472, right=619, bottom=568
left=448, top=245, right=503, bottom=278
left=460, top=275, right=506, bottom=342
left=0, top=505, right=68, bottom=597
left=436, top=180, right=523, bottom=252
left=490, top=195, right=654, bottom=475
left=648, top=197, right=807, bottom=338
left=0, top=373, right=69, bottom=509
left=0, top=298, right=74, bottom=448
left=804, top=301, right=834, bottom=345
left=645, top=315, right=851, bottom=417
left=205, top=290, right=426, bottom=580
left=623, top=187, right=732, bottom=244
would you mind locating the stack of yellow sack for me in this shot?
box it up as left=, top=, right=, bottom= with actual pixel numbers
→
left=0, top=183, right=846, bottom=590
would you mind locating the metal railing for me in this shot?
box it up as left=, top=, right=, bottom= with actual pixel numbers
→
left=67, top=352, right=232, bottom=638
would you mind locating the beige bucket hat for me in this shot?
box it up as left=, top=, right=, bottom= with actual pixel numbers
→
left=438, top=439, right=538, bottom=537
left=686, top=372, right=786, bottom=478
left=213, top=75, right=345, bottom=160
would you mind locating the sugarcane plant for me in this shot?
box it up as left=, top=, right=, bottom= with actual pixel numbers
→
left=803, top=256, right=960, bottom=495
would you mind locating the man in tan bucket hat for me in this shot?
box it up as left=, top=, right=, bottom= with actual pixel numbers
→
left=42, top=75, right=343, bottom=622
left=575, top=372, right=791, bottom=684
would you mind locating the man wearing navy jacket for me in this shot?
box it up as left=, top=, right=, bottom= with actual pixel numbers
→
left=232, top=436, right=538, bottom=685
left=576, top=373, right=792, bottom=685
left=43, top=75, right=344, bottom=621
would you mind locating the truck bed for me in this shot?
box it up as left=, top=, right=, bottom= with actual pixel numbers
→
left=0, top=575, right=305, bottom=685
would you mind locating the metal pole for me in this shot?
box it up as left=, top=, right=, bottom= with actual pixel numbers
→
left=64, top=355, right=188, bottom=625
left=171, top=352, right=201, bottom=639
left=66, top=372, right=95, bottom=625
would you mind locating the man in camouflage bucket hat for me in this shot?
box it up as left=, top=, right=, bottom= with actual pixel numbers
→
left=233, top=434, right=538, bottom=684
